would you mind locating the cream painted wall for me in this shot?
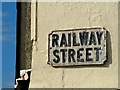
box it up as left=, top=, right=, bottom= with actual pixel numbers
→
left=29, top=2, right=118, bottom=88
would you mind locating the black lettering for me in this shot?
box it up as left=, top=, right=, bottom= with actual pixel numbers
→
left=86, top=48, right=93, bottom=61
left=68, top=33, right=71, bottom=47
left=89, top=32, right=97, bottom=45
left=79, top=32, right=89, bottom=45
left=52, top=34, right=59, bottom=47
left=60, top=49, right=67, bottom=63
left=68, top=49, right=76, bottom=62
left=77, top=48, right=84, bottom=62
left=73, top=33, right=80, bottom=46
left=94, top=47, right=101, bottom=61
left=96, top=31, right=103, bottom=45
left=53, top=49, right=60, bottom=63
left=60, top=33, right=67, bottom=47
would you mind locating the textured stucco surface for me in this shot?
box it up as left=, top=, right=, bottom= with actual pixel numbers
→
left=29, top=2, right=118, bottom=88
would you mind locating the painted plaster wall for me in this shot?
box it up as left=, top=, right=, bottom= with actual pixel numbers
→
left=29, top=2, right=118, bottom=88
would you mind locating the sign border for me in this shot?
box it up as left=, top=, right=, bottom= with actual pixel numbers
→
left=48, top=27, right=107, bottom=67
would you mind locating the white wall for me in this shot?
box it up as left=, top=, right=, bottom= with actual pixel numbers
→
left=30, top=2, right=118, bottom=88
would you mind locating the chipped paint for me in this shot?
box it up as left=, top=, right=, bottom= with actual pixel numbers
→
left=48, top=27, right=106, bottom=66
left=15, top=69, right=31, bottom=88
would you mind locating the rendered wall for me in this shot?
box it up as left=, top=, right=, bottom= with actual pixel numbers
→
left=29, top=2, right=118, bottom=88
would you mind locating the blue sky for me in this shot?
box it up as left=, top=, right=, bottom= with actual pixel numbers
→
left=2, top=2, right=16, bottom=88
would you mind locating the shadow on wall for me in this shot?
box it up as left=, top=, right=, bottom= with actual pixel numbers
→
left=104, top=29, right=112, bottom=67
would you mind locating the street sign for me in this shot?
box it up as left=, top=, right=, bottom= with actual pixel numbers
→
left=48, top=27, right=106, bottom=66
